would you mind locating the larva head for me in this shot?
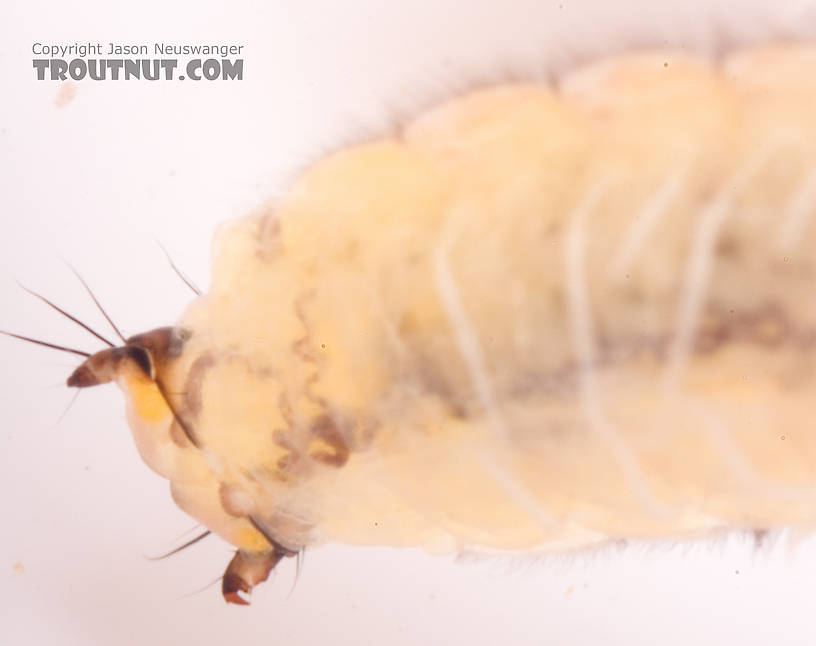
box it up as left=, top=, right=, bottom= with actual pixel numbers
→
left=66, top=326, right=185, bottom=389
left=61, top=321, right=296, bottom=604
left=62, top=325, right=206, bottom=476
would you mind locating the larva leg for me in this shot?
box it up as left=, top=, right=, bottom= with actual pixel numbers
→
left=221, top=548, right=287, bottom=606
left=172, top=479, right=300, bottom=604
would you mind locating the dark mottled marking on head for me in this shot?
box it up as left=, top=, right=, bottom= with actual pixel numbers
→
left=153, top=379, right=200, bottom=448
left=182, top=354, right=217, bottom=419
left=167, top=327, right=192, bottom=358
left=127, top=345, right=154, bottom=379
left=126, top=327, right=185, bottom=366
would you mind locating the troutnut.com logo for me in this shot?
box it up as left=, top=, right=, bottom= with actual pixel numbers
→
left=32, top=42, right=245, bottom=81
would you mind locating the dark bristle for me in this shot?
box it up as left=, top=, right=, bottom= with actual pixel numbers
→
left=17, top=282, right=115, bottom=348
left=56, top=389, right=82, bottom=425
left=0, top=330, right=91, bottom=358
left=147, top=530, right=212, bottom=561
left=287, top=549, right=305, bottom=599
left=66, top=265, right=127, bottom=344
left=153, top=377, right=200, bottom=448
left=155, top=239, right=202, bottom=296
left=177, top=575, right=223, bottom=601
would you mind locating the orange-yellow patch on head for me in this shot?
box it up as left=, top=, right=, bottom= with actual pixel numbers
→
left=122, top=372, right=171, bottom=423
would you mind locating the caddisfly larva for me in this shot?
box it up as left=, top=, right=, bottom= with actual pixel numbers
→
left=7, top=43, right=816, bottom=605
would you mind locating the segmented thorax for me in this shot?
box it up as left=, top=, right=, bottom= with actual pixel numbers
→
left=75, top=46, right=816, bottom=579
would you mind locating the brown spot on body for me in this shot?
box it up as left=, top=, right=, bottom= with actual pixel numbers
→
left=169, top=419, right=193, bottom=448
left=292, top=337, right=317, bottom=363
left=693, top=315, right=731, bottom=354
left=272, top=428, right=305, bottom=477
left=292, top=292, right=318, bottom=363
left=715, top=234, right=740, bottom=258
left=692, top=304, right=793, bottom=354
left=252, top=203, right=283, bottom=261
left=308, top=414, right=350, bottom=467
left=278, top=392, right=295, bottom=426
left=272, top=394, right=307, bottom=477
left=742, top=304, right=789, bottom=347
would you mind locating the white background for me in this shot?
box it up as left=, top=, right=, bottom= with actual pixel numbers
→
left=2, top=1, right=816, bottom=644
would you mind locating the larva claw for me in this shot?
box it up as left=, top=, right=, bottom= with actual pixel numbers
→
left=222, top=570, right=252, bottom=606
left=221, top=548, right=289, bottom=605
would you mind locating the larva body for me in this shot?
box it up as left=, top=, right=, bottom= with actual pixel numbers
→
left=70, top=44, right=816, bottom=599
